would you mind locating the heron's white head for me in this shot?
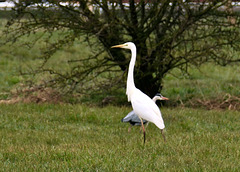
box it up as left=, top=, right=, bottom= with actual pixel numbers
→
left=111, top=42, right=135, bottom=50
left=154, top=93, right=169, bottom=101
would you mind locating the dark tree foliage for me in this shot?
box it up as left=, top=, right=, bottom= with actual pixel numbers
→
left=4, top=0, right=240, bottom=97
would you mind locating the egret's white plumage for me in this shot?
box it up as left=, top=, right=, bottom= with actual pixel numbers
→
left=122, top=93, right=168, bottom=131
left=130, top=89, right=165, bottom=129
left=112, top=42, right=167, bottom=143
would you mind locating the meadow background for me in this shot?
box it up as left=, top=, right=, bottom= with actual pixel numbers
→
left=0, top=12, right=240, bottom=171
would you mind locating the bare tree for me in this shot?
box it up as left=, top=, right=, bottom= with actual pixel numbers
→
left=4, top=0, right=240, bottom=97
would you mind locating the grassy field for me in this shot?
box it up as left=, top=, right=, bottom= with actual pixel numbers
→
left=0, top=17, right=240, bottom=171
left=162, top=64, right=240, bottom=108
left=0, top=104, right=240, bottom=171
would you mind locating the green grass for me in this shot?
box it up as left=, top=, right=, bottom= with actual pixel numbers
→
left=162, top=64, right=240, bottom=106
left=0, top=16, right=240, bottom=171
left=0, top=104, right=240, bottom=171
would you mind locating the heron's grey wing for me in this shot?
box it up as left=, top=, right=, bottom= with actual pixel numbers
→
left=121, top=111, right=135, bottom=122
left=122, top=112, right=148, bottom=126
left=122, top=110, right=148, bottom=126
left=131, top=114, right=148, bottom=124
left=127, top=113, right=142, bottom=126
left=130, top=114, right=141, bottom=122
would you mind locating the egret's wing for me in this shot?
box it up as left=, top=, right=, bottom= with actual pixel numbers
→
left=131, top=89, right=165, bottom=129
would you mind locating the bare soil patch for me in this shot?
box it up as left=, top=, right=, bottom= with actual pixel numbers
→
left=0, top=86, right=62, bottom=104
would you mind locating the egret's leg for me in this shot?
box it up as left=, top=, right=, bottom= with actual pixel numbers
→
left=139, top=117, right=146, bottom=144
left=161, top=129, right=166, bottom=142
left=140, top=122, right=149, bottom=132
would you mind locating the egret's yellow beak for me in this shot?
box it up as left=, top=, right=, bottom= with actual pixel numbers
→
left=111, top=44, right=125, bottom=48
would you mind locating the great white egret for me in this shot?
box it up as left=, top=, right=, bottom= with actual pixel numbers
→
left=111, top=42, right=166, bottom=143
left=122, top=93, right=169, bottom=132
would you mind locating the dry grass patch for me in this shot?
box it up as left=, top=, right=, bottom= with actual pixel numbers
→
left=188, top=94, right=240, bottom=110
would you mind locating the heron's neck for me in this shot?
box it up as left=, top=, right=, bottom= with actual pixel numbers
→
left=127, top=46, right=137, bottom=101
left=152, top=96, right=162, bottom=102
left=152, top=97, right=158, bottom=102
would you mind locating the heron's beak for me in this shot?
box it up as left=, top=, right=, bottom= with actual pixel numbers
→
left=161, top=97, right=169, bottom=100
left=111, top=44, right=125, bottom=48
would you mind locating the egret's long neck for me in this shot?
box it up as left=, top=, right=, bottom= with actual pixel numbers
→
left=126, top=46, right=137, bottom=101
